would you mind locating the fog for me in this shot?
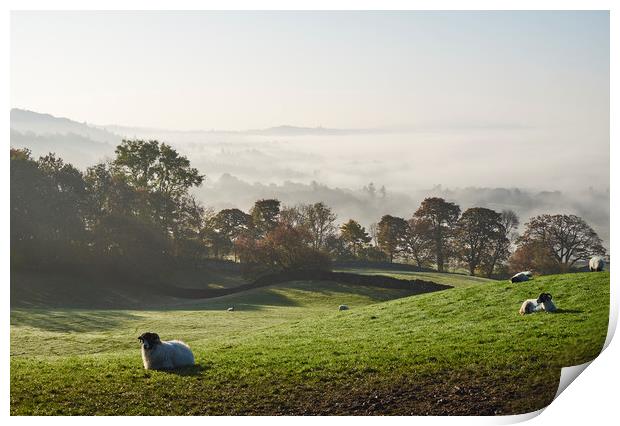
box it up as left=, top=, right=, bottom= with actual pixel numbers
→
left=10, top=108, right=610, bottom=248
left=109, top=125, right=609, bottom=193
left=108, top=124, right=609, bottom=247
left=10, top=11, right=609, bottom=247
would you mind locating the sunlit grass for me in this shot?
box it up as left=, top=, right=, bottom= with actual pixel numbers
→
left=10, top=271, right=609, bottom=415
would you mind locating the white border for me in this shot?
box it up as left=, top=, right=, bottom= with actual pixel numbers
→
left=2, top=2, right=617, bottom=425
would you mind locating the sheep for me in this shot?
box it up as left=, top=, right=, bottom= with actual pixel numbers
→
left=338, top=305, right=349, bottom=311
left=510, top=271, right=533, bottom=283
left=519, top=293, right=556, bottom=315
left=138, top=332, right=195, bottom=370
left=589, top=256, right=605, bottom=272
left=538, top=292, right=557, bottom=312
left=519, top=298, right=540, bottom=315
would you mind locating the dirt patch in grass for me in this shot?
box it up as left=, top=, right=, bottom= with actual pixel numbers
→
left=218, top=368, right=560, bottom=416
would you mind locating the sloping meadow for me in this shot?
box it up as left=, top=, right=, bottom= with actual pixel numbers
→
left=10, top=272, right=609, bottom=415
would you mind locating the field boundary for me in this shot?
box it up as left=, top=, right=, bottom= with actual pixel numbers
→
left=156, top=270, right=452, bottom=299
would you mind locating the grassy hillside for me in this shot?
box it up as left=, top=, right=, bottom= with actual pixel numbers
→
left=335, top=266, right=496, bottom=288
left=10, top=271, right=609, bottom=415
left=10, top=263, right=247, bottom=309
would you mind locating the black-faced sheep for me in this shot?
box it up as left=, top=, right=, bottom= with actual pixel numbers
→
left=589, top=256, right=605, bottom=272
left=538, top=292, right=556, bottom=312
left=519, top=293, right=556, bottom=315
left=138, top=332, right=195, bottom=370
left=338, top=305, right=349, bottom=311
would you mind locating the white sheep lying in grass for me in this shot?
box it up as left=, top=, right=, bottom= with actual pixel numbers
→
left=138, top=332, right=195, bottom=370
left=339, top=305, right=349, bottom=311
left=589, top=256, right=605, bottom=272
left=511, top=271, right=533, bottom=283
left=519, top=293, right=556, bottom=315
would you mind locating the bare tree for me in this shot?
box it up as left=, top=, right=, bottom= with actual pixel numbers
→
left=518, top=214, right=605, bottom=268
left=369, top=222, right=379, bottom=246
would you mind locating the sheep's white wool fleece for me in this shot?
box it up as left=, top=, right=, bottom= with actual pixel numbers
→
left=142, top=340, right=195, bottom=370
left=589, top=256, right=605, bottom=271
left=519, top=299, right=544, bottom=315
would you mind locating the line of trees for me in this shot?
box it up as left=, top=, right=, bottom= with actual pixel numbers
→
left=11, top=140, right=606, bottom=281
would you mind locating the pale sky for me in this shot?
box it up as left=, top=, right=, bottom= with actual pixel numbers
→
left=11, top=11, right=609, bottom=132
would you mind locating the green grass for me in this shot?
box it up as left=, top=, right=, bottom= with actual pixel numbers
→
left=334, top=266, right=495, bottom=288
left=10, top=271, right=609, bottom=415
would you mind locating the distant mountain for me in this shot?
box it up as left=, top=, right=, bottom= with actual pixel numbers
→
left=10, top=109, right=120, bottom=169
left=104, top=124, right=386, bottom=138
left=11, top=109, right=122, bottom=145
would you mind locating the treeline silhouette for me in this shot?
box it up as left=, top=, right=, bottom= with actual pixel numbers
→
left=11, top=140, right=606, bottom=283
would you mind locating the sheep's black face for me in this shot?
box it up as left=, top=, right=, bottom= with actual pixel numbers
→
left=537, top=293, right=552, bottom=304
left=138, top=332, right=161, bottom=350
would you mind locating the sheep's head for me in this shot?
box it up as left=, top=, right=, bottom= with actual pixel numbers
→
left=138, top=332, right=161, bottom=350
left=537, top=293, right=552, bottom=304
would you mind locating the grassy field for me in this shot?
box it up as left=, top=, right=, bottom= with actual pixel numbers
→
left=334, top=266, right=496, bottom=288
left=10, top=270, right=609, bottom=415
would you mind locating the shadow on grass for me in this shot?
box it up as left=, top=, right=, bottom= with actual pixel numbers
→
left=10, top=309, right=143, bottom=332
left=285, top=281, right=420, bottom=301
left=170, top=287, right=303, bottom=311
left=165, top=281, right=422, bottom=312
left=553, top=308, right=584, bottom=314
left=159, top=363, right=210, bottom=376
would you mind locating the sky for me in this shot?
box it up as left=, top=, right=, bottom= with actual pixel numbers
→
left=11, top=11, right=609, bottom=132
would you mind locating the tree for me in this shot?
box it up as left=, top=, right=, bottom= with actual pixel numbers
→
left=483, top=210, right=519, bottom=277
left=454, top=207, right=504, bottom=276
left=279, top=205, right=305, bottom=227
left=209, top=208, right=252, bottom=260
left=369, top=222, right=379, bottom=246
left=300, top=202, right=337, bottom=250
left=517, top=214, right=605, bottom=269
left=413, top=197, right=460, bottom=272
left=376, top=215, right=408, bottom=263
left=235, top=223, right=331, bottom=278
left=112, top=139, right=160, bottom=189
left=112, top=139, right=204, bottom=233
left=11, top=148, right=56, bottom=266
left=11, top=150, right=93, bottom=267
left=508, top=241, right=560, bottom=275
left=172, top=196, right=207, bottom=262
left=404, top=218, right=434, bottom=269
left=340, top=219, right=371, bottom=258
left=250, top=199, right=281, bottom=237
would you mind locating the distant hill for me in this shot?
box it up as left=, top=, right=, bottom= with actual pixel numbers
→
left=10, top=108, right=120, bottom=168
left=104, top=124, right=384, bottom=138
left=10, top=108, right=122, bottom=144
